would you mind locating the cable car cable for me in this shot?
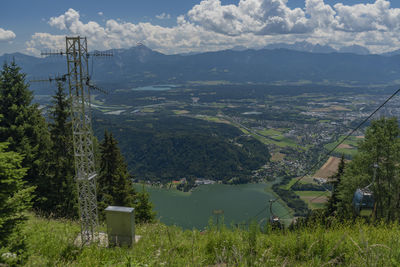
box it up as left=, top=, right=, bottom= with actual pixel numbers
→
left=243, top=204, right=269, bottom=226
left=309, top=163, right=378, bottom=204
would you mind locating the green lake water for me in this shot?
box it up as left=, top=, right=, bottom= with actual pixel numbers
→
left=134, top=183, right=292, bottom=230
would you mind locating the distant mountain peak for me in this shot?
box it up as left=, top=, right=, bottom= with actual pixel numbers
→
left=263, top=41, right=370, bottom=55
left=230, top=45, right=249, bottom=52
left=338, top=45, right=370, bottom=55
left=131, top=43, right=153, bottom=52
left=264, top=41, right=336, bottom=54
left=381, top=49, right=400, bottom=56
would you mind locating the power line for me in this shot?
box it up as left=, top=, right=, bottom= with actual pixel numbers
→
left=289, top=88, right=400, bottom=191
left=242, top=204, right=269, bottom=226
left=308, top=190, right=331, bottom=203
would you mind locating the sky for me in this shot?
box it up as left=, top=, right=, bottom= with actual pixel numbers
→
left=1, top=0, right=400, bottom=56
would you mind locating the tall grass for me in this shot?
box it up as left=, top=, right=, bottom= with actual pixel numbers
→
left=22, top=214, right=400, bottom=266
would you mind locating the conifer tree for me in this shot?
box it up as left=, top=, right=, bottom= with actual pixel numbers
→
left=338, top=117, right=400, bottom=221
left=325, top=155, right=345, bottom=216
left=98, top=131, right=156, bottom=223
left=98, top=131, right=136, bottom=220
left=135, top=186, right=156, bottom=224
left=0, top=142, right=34, bottom=263
left=46, top=82, right=77, bottom=218
left=0, top=61, right=51, bottom=210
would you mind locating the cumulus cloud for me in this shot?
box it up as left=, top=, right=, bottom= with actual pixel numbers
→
left=25, top=1, right=400, bottom=55
left=0, top=28, right=16, bottom=42
left=187, top=0, right=310, bottom=35
left=25, top=33, right=64, bottom=55
left=334, top=0, right=400, bottom=32
left=27, top=8, right=253, bottom=55
left=305, top=0, right=337, bottom=29
left=49, top=8, right=106, bottom=38
left=156, top=13, right=171, bottom=20
left=98, top=12, right=103, bottom=16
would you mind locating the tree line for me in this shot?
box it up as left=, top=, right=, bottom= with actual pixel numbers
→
left=0, top=62, right=155, bottom=264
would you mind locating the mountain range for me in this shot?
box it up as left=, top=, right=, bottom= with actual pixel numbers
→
left=263, top=41, right=372, bottom=55
left=2, top=43, right=400, bottom=94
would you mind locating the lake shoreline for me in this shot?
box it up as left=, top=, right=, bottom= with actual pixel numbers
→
left=134, top=182, right=293, bottom=230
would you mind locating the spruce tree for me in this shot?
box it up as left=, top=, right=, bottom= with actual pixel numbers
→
left=325, top=155, right=345, bottom=216
left=46, top=82, right=77, bottom=218
left=0, top=142, right=34, bottom=263
left=0, top=61, right=51, bottom=210
left=98, top=131, right=136, bottom=220
left=338, top=117, right=400, bottom=221
left=135, top=186, right=156, bottom=224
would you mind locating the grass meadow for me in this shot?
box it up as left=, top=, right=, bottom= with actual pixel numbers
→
left=19, top=214, right=400, bottom=266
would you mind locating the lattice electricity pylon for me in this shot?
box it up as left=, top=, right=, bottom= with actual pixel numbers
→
left=41, top=36, right=111, bottom=245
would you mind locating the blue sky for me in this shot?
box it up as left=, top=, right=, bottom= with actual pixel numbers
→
left=1, top=0, right=400, bottom=55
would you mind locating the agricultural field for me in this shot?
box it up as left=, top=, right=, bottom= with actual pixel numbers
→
left=172, top=110, right=190, bottom=115
left=270, top=152, right=285, bottom=162
left=324, top=135, right=362, bottom=156
left=295, top=191, right=330, bottom=210
left=255, top=128, right=299, bottom=148
left=285, top=156, right=346, bottom=210
left=314, top=156, right=343, bottom=179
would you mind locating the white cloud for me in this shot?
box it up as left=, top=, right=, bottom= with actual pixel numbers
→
left=28, top=8, right=254, bottom=55
left=25, top=33, right=64, bottom=55
left=25, top=1, right=400, bottom=55
left=0, top=28, right=16, bottom=42
left=187, top=0, right=310, bottom=35
left=156, top=13, right=171, bottom=20
left=305, top=0, right=337, bottom=29
left=49, top=8, right=106, bottom=38
left=334, top=0, right=400, bottom=32
left=98, top=12, right=103, bottom=16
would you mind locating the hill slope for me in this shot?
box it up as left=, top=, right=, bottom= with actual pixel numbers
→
left=93, top=114, right=270, bottom=182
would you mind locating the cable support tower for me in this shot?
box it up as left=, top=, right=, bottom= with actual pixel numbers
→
left=40, top=36, right=112, bottom=245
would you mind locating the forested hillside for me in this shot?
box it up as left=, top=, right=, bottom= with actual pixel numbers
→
left=93, top=113, right=271, bottom=182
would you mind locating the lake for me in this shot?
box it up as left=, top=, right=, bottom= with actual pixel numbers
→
left=134, top=183, right=292, bottom=230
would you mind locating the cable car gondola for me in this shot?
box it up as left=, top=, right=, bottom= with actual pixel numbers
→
left=352, top=188, right=374, bottom=216
left=269, top=199, right=282, bottom=229
left=352, top=163, right=377, bottom=217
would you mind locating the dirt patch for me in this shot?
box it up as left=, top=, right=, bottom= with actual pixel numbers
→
left=356, top=135, right=365, bottom=139
left=314, top=157, right=342, bottom=179
left=330, top=105, right=351, bottom=111
left=271, top=152, right=285, bottom=162
left=337, top=143, right=354, bottom=149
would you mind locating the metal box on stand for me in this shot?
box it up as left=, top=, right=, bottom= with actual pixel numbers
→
left=105, top=206, right=135, bottom=247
